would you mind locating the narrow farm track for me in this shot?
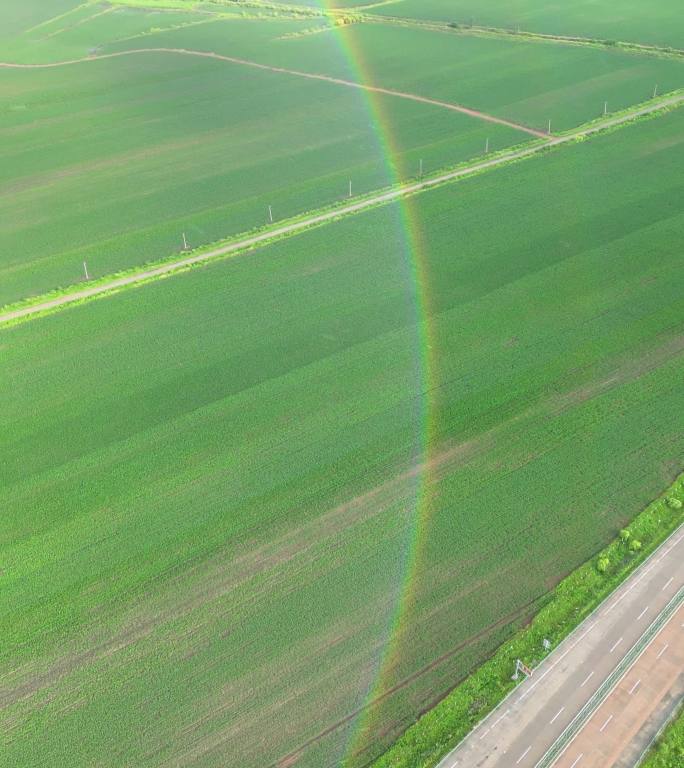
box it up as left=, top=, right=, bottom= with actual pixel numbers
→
left=0, top=92, right=682, bottom=326
left=0, top=47, right=548, bottom=138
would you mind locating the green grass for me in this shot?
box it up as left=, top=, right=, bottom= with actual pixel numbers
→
left=0, top=49, right=522, bottom=307
left=641, top=705, right=684, bottom=768
left=3, top=2, right=683, bottom=309
left=0, top=0, right=85, bottom=40
left=0, top=1, right=209, bottom=62
left=1, top=105, right=684, bottom=768
left=105, top=18, right=684, bottom=133
left=372, top=0, right=684, bottom=49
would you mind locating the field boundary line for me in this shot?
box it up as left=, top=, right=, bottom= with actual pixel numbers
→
left=0, top=47, right=546, bottom=137
left=200, top=0, right=684, bottom=58
left=0, top=91, right=682, bottom=327
left=534, top=586, right=684, bottom=768
left=363, top=12, right=684, bottom=61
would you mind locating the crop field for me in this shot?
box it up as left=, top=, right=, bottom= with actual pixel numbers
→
left=3, top=2, right=683, bottom=306
left=2, top=2, right=684, bottom=767
left=2, top=103, right=684, bottom=767
left=1, top=49, right=521, bottom=306
left=372, top=0, right=684, bottom=49
left=0, top=0, right=85, bottom=40
left=104, top=18, right=684, bottom=133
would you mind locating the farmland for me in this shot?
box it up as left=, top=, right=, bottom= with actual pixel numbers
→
left=105, top=18, right=684, bottom=133
left=1, top=50, right=521, bottom=306
left=372, top=0, right=684, bottom=49
left=3, top=2, right=683, bottom=306
left=2, top=1, right=684, bottom=767
left=2, top=103, right=684, bottom=766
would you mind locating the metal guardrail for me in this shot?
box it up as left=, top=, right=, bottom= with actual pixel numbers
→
left=535, top=585, right=684, bottom=768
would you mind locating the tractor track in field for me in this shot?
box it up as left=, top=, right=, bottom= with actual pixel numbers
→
left=0, top=47, right=548, bottom=138
left=0, top=90, right=682, bottom=327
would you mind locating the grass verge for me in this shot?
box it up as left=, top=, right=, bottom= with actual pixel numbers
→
left=370, top=473, right=684, bottom=768
left=639, top=703, right=684, bottom=767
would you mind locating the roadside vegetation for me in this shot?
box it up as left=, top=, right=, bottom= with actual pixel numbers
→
left=640, top=705, right=684, bottom=768
left=371, top=477, right=684, bottom=768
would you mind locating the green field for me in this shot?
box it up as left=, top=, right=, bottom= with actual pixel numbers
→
left=0, top=47, right=523, bottom=307
left=0, top=0, right=84, bottom=39
left=372, top=0, right=684, bottom=49
left=3, top=2, right=684, bottom=309
left=3, top=2, right=684, bottom=767
left=105, top=18, right=684, bottom=133
left=2, top=103, right=684, bottom=768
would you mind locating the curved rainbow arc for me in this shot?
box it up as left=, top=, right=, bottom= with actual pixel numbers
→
left=307, top=6, right=441, bottom=763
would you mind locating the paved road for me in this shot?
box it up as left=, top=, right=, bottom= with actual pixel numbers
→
left=438, top=524, right=684, bottom=768
left=554, top=603, right=684, bottom=768
left=0, top=91, right=681, bottom=327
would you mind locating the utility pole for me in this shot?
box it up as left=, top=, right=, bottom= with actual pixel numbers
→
left=485, top=137, right=490, bottom=153
left=653, top=84, right=659, bottom=98
left=348, top=179, right=352, bottom=198
left=547, top=119, right=552, bottom=135
left=268, top=205, right=273, bottom=223
left=83, top=261, right=90, bottom=280
left=419, top=158, right=423, bottom=178
left=182, top=232, right=189, bottom=251
left=603, top=101, right=608, bottom=116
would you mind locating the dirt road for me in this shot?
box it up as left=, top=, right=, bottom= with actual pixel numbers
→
left=0, top=92, right=681, bottom=327
left=0, top=47, right=547, bottom=137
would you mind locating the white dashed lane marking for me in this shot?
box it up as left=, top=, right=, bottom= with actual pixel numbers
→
left=580, top=671, right=594, bottom=688
left=549, top=707, right=565, bottom=725
left=599, top=714, right=614, bottom=733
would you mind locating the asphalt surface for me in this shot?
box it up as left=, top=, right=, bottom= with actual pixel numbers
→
left=0, top=79, right=681, bottom=326
left=554, top=603, right=684, bottom=768
left=438, top=524, right=684, bottom=768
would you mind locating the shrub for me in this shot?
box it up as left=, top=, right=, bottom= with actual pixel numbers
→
left=666, top=497, right=682, bottom=510
left=629, top=539, right=642, bottom=553
left=619, top=529, right=631, bottom=543
left=597, top=556, right=610, bottom=574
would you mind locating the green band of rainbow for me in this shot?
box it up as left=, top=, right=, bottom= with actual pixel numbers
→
left=308, top=8, right=439, bottom=764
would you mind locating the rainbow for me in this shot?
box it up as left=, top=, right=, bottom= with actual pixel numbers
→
left=311, top=6, right=440, bottom=764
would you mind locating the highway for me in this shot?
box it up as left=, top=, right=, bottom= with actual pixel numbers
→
left=438, top=524, right=684, bottom=768
left=553, top=602, right=683, bottom=768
